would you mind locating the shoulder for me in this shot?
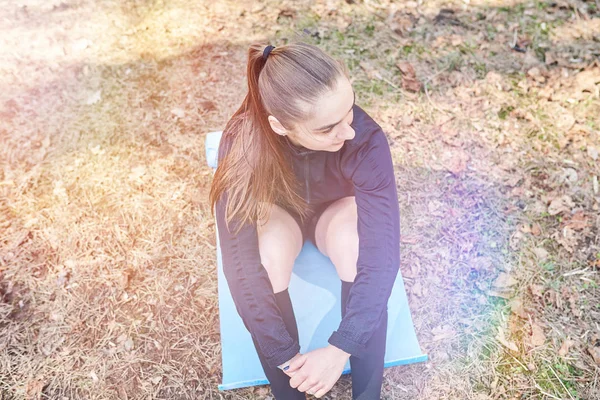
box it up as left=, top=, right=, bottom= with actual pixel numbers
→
left=340, top=105, right=391, bottom=179
left=345, top=104, right=384, bottom=149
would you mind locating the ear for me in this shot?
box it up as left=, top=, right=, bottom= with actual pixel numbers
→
left=267, top=115, right=288, bottom=136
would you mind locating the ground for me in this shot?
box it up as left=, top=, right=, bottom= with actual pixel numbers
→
left=0, top=0, right=599, bottom=399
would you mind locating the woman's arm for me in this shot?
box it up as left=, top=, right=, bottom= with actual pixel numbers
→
left=215, top=190, right=301, bottom=369
left=329, top=125, right=401, bottom=358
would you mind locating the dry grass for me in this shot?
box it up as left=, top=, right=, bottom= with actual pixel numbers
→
left=1, top=0, right=599, bottom=399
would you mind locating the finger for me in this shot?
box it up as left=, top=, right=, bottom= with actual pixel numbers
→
left=282, top=367, right=299, bottom=378
left=313, top=384, right=332, bottom=398
left=307, top=383, right=324, bottom=397
left=287, top=354, right=307, bottom=373
left=289, top=372, right=307, bottom=389
left=282, top=369, right=295, bottom=378
left=297, top=379, right=317, bottom=393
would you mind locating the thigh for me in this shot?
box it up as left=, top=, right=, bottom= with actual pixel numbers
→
left=256, top=203, right=304, bottom=293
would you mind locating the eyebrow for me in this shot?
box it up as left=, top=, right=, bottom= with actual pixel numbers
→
left=315, top=90, right=356, bottom=131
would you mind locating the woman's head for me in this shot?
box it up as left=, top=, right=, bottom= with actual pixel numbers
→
left=210, top=42, right=353, bottom=233
left=258, top=43, right=356, bottom=151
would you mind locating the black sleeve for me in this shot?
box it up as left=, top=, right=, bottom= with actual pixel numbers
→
left=328, top=127, right=401, bottom=358
left=214, top=158, right=300, bottom=369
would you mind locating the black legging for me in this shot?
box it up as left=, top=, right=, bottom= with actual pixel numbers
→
left=252, top=280, right=388, bottom=400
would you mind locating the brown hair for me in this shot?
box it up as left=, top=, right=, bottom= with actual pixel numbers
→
left=209, top=41, right=349, bottom=235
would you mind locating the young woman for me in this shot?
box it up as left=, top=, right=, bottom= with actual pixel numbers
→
left=209, top=42, right=401, bottom=399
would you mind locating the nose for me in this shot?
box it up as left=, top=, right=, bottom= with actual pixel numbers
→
left=338, top=125, right=355, bottom=141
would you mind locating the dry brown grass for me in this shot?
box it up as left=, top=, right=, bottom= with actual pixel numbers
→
left=1, top=0, right=599, bottom=399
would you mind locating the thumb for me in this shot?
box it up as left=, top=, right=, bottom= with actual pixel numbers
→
left=286, top=353, right=307, bottom=373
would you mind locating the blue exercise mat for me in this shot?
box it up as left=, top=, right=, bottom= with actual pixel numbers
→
left=206, top=131, right=427, bottom=391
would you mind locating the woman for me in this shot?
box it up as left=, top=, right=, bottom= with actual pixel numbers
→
left=209, top=42, right=401, bottom=399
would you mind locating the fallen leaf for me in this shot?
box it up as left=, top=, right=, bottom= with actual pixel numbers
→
left=359, top=60, right=383, bottom=80
left=551, top=226, right=578, bottom=253
left=402, top=76, right=422, bottom=92
left=558, top=339, right=574, bottom=357
left=171, top=108, right=185, bottom=118
left=117, top=386, right=127, bottom=400
left=123, top=338, right=134, bottom=351
left=25, top=378, right=45, bottom=400
left=532, top=247, right=549, bottom=261
left=529, top=284, right=544, bottom=297
left=401, top=114, right=414, bottom=127
left=53, top=181, right=68, bottom=201
left=89, top=145, right=105, bottom=155
left=411, top=281, right=423, bottom=297
left=487, top=289, right=512, bottom=299
left=71, top=38, right=91, bottom=52
left=547, top=195, right=574, bottom=215
left=199, top=100, right=217, bottom=111
left=396, top=61, right=422, bottom=92
left=527, top=67, right=541, bottom=78
left=440, top=148, right=470, bottom=175
left=575, top=67, right=600, bottom=94
left=493, top=272, right=518, bottom=289
left=427, top=199, right=446, bottom=216
left=588, top=146, right=599, bottom=161
left=432, top=324, right=456, bottom=341
left=396, top=61, right=416, bottom=76
left=564, top=211, right=588, bottom=231
left=86, top=90, right=102, bottom=105
left=510, top=299, right=528, bottom=318
left=128, top=166, right=146, bottom=181
left=588, top=346, right=600, bottom=365
left=471, top=256, right=493, bottom=272
left=56, top=269, right=70, bottom=287
left=256, top=387, right=270, bottom=396
left=119, top=271, right=131, bottom=289
left=561, top=167, right=578, bottom=184
left=496, top=327, right=519, bottom=352
left=400, top=235, right=419, bottom=244
left=388, top=11, right=417, bottom=36
left=433, top=349, right=450, bottom=362
left=520, top=223, right=531, bottom=233
left=544, top=51, right=556, bottom=65
left=555, top=112, right=575, bottom=132
left=528, top=322, right=546, bottom=347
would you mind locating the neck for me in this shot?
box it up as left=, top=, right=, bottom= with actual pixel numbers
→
left=283, top=134, right=315, bottom=154
left=285, top=135, right=304, bottom=148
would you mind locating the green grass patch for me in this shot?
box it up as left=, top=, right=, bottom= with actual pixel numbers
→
left=498, top=105, right=515, bottom=120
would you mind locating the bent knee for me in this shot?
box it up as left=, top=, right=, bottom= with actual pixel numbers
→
left=257, top=205, right=303, bottom=292
left=327, top=225, right=358, bottom=282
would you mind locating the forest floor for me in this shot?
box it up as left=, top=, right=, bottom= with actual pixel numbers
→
left=0, top=0, right=599, bottom=399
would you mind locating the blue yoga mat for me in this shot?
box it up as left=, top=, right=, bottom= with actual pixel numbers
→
left=206, top=131, right=427, bottom=391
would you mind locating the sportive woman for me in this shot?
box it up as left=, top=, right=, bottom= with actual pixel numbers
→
left=209, top=42, right=401, bottom=399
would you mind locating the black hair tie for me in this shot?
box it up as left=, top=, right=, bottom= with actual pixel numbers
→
left=263, top=45, right=275, bottom=61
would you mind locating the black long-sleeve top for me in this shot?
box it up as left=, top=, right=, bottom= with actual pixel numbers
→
left=214, top=104, right=401, bottom=369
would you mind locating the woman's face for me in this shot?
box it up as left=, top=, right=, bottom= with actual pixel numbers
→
left=275, top=75, right=356, bottom=152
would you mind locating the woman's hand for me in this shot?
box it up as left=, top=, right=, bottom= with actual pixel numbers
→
left=278, top=352, right=305, bottom=376
left=286, top=345, right=350, bottom=398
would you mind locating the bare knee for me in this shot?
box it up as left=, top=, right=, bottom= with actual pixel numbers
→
left=259, top=242, right=297, bottom=292
left=327, top=223, right=358, bottom=282
left=257, top=204, right=303, bottom=292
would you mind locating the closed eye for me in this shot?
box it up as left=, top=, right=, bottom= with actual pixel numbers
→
left=318, top=109, right=353, bottom=135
